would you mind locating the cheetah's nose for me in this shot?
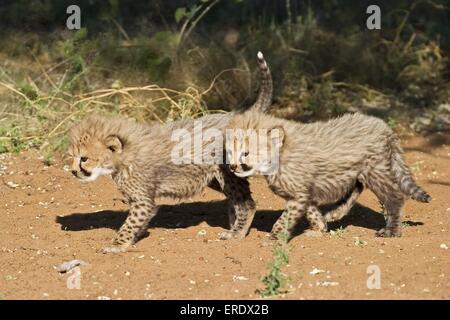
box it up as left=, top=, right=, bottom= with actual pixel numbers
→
left=71, top=170, right=78, bottom=177
left=230, top=164, right=237, bottom=171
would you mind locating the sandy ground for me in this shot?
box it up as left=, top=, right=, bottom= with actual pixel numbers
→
left=0, top=132, right=449, bottom=300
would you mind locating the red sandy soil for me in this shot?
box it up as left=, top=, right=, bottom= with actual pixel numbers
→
left=0, top=132, right=449, bottom=300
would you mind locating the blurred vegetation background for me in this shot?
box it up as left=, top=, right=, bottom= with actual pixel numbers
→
left=0, top=0, right=449, bottom=157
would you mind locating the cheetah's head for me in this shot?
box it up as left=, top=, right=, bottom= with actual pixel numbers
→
left=226, top=126, right=284, bottom=178
left=68, top=117, right=124, bottom=182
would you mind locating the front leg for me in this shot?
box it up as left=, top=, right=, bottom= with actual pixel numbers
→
left=101, top=197, right=156, bottom=253
left=271, top=198, right=308, bottom=241
left=217, top=169, right=256, bottom=240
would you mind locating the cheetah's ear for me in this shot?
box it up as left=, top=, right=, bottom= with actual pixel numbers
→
left=270, top=126, right=285, bottom=149
left=105, top=135, right=123, bottom=154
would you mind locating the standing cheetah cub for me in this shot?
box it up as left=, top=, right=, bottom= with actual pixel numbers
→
left=226, top=111, right=431, bottom=240
left=68, top=52, right=273, bottom=253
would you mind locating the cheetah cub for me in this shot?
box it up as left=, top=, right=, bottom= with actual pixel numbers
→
left=226, top=111, right=431, bottom=240
left=68, top=52, right=273, bottom=253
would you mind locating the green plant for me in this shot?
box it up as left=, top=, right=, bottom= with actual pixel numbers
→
left=257, top=244, right=290, bottom=297
left=411, top=160, right=424, bottom=173
left=0, top=124, right=30, bottom=153
left=257, top=212, right=291, bottom=298
left=175, top=0, right=220, bottom=48
left=0, top=0, right=449, bottom=156
left=387, top=117, right=398, bottom=129
left=42, top=135, right=69, bottom=166
left=55, top=27, right=91, bottom=91
left=353, top=237, right=368, bottom=247
left=330, top=226, right=346, bottom=238
left=0, top=70, right=211, bottom=155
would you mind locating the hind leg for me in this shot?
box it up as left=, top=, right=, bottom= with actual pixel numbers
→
left=366, top=168, right=404, bottom=237
left=302, top=180, right=364, bottom=237
left=303, top=205, right=328, bottom=237
left=324, top=181, right=364, bottom=222
left=218, top=168, right=256, bottom=240
left=376, top=196, right=404, bottom=237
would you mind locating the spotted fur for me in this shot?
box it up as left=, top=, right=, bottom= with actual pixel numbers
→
left=68, top=52, right=272, bottom=253
left=226, top=111, right=431, bottom=240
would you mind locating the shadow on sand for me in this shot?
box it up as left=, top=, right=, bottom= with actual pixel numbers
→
left=56, top=200, right=424, bottom=238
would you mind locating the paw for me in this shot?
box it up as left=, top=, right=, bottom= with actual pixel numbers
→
left=219, top=229, right=247, bottom=240
left=269, top=232, right=279, bottom=241
left=135, top=230, right=149, bottom=240
left=303, top=229, right=325, bottom=238
left=376, top=228, right=402, bottom=237
left=269, top=228, right=293, bottom=241
left=261, top=235, right=277, bottom=247
left=219, top=230, right=234, bottom=240
left=99, top=245, right=128, bottom=254
left=269, top=232, right=289, bottom=241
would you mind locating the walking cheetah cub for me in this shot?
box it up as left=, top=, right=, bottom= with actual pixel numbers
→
left=68, top=52, right=273, bottom=253
left=226, top=111, right=431, bottom=240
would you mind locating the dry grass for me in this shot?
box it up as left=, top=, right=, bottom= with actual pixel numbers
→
left=0, top=61, right=238, bottom=156
left=1, top=2, right=448, bottom=155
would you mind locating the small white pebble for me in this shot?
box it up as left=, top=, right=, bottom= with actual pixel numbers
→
left=7, top=181, right=19, bottom=188
left=309, top=268, right=325, bottom=275
left=232, top=275, right=248, bottom=281
left=316, top=281, right=339, bottom=287
left=440, top=244, right=448, bottom=250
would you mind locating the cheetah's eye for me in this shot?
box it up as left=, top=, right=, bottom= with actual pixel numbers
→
left=239, top=152, right=249, bottom=163
left=80, top=156, right=88, bottom=163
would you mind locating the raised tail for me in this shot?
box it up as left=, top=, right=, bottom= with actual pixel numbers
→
left=389, top=136, right=431, bottom=203
left=251, top=51, right=273, bottom=113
